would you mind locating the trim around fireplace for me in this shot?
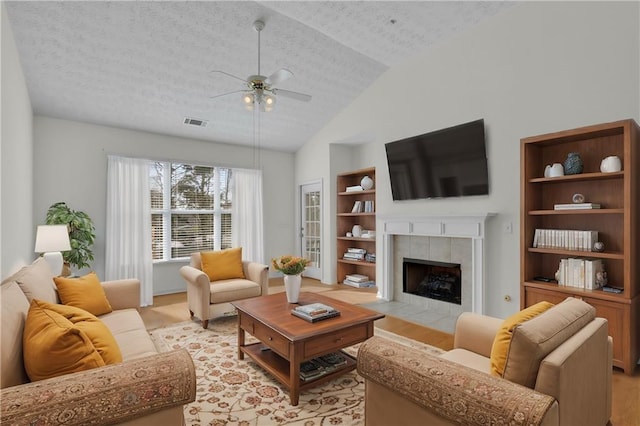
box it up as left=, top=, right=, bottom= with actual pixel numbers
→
left=378, top=213, right=495, bottom=314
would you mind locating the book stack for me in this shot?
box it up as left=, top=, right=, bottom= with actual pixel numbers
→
left=365, top=253, right=376, bottom=263
left=299, top=352, right=349, bottom=381
left=533, top=229, right=598, bottom=251
left=343, top=274, right=375, bottom=288
left=363, top=200, right=374, bottom=212
left=557, top=258, right=606, bottom=289
left=343, top=248, right=366, bottom=261
left=291, top=303, right=340, bottom=323
left=554, top=203, right=601, bottom=210
left=345, top=185, right=363, bottom=192
left=351, top=201, right=363, bottom=213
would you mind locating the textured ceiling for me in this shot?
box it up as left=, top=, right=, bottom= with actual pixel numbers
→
left=5, top=1, right=512, bottom=152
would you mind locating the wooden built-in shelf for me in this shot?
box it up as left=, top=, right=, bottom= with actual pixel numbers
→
left=520, top=119, right=639, bottom=374
left=336, top=167, right=376, bottom=286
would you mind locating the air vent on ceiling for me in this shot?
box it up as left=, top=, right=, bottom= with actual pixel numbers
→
left=184, top=117, right=208, bottom=127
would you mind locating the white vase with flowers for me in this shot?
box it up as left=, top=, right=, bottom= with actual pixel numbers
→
left=271, top=255, right=311, bottom=303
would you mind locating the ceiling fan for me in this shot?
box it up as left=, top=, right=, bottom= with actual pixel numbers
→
left=210, top=20, right=312, bottom=112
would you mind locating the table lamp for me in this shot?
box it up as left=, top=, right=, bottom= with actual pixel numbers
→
left=34, top=225, right=71, bottom=276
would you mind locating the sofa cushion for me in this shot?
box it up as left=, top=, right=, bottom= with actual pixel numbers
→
left=210, top=279, right=261, bottom=304
left=2, top=257, right=58, bottom=304
left=201, top=247, right=245, bottom=281
left=42, top=301, right=122, bottom=365
left=23, top=300, right=106, bottom=381
left=54, top=272, right=113, bottom=316
left=99, top=309, right=158, bottom=360
left=1, top=281, right=31, bottom=388
left=503, top=297, right=596, bottom=388
left=490, top=301, right=554, bottom=377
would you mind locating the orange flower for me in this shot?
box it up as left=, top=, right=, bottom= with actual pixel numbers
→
left=271, top=255, right=310, bottom=275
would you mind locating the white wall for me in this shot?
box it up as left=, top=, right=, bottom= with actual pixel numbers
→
left=295, top=1, right=640, bottom=318
left=1, top=4, right=34, bottom=277
left=33, top=116, right=296, bottom=295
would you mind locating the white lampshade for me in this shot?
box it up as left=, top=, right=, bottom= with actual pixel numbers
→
left=35, top=225, right=71, bottom=252
left=35, top=225, right=71, bottom=276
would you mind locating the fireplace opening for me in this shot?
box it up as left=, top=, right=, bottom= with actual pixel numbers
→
left=403, top=258, right=461, bottom=305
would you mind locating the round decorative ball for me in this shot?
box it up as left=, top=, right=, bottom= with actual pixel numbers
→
left=572, top=193, right=585, bottom=203
left=360, top=175, right=374, bottom=190
left=593, top=241, right=605, bottom=252
left=564, top=152, right=583, bottom=175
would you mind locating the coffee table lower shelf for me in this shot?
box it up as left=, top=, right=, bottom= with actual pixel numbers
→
left=241, top=342, right=357, bottom=399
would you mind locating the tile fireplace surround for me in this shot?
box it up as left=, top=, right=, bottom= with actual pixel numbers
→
left=378, top=214, right=494, bottom=318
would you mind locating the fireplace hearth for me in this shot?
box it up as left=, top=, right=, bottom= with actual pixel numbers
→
left=403, top=258, right=461, bottom=305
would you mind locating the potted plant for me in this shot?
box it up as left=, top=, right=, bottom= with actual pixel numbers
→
left=45, top=202, right=96, bottom=272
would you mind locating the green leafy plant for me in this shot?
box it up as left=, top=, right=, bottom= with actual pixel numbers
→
left=271, top=255, right=310, bottom=275
left=45, top=202, right=96, bottom=270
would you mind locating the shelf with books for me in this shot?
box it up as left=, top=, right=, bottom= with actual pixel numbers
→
left=520, top=119, right=639, bottom=374
left=528, top=209, right=624, bottom=215
left=527, top=247, right=623, bottom=259
left=337, top=167, right=376, bottom=286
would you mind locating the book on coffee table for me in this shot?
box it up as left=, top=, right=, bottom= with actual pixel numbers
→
left=292, top=303, right=340, bottom=322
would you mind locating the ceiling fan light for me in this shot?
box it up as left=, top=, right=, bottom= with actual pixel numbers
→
left=243, top=93, right=254, bottom=105
left=262, top=94, right=275, bottom=112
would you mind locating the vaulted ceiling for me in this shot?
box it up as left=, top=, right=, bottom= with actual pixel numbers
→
left=5, top=1, right=513, bottom=152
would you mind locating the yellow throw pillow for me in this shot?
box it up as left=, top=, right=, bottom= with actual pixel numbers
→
left=490, top=301, right=554, bottom=377
left=201, top=247, right=245, bottom=281
left=41, top=301, right=123, bottom=365
left=54, top=272, right=113, bottom=316
left=23, top=300, right=106, bottom=382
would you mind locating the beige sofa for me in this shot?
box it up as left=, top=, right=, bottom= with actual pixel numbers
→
left=358, top=297, right=612, bottom=426
left=1, top=258, right=196, bottom=425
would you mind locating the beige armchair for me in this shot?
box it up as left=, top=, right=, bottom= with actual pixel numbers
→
left=358, top=297, right=612, bottom=426
left=179, top=252, right=269, bottom=328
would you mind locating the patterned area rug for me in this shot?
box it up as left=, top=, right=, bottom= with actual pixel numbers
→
left=150, top=317, right=444, bottom=426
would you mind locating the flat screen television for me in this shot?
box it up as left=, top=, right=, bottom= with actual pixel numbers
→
left=385, top=119, right=489, bottom=200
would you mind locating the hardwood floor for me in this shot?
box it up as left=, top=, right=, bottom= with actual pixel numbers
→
left=140, top=278, right=639, bottom=425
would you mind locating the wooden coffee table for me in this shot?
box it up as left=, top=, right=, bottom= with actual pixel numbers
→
left=232, top=292, right=384, bottom=405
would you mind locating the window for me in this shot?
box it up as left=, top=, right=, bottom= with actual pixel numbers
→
left=150, top=162, right=232, bottom=261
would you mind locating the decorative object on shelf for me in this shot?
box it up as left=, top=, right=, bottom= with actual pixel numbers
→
left=271, top=255, right=311, bottom=303
left=549, top=163, right=564, bottom=177
left=346, top=232, right=353, bottom=237
left=351, top=224, right=363, bottom=238
left=360, top=175, right=374, bottom=190
left=600, top=155, right=622, bottom=173
left=593, top=241, right=605, bottom=252
left=45, top=201, right=96, bottom=273
left=563, top=152, right=583, bottom=175
left=572, top=193, right=585, bottom=203
left=595, top=271, right=608, bottom=288
left=544, top=165, right=551, bottom=178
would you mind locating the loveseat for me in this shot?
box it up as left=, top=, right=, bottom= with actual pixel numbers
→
left=358, top=297, right=612, bottom=426
left=1, top=258, right=196, bottom=425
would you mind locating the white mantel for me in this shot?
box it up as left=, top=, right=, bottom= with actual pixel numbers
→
left=377, top=213, right=495, bottom=314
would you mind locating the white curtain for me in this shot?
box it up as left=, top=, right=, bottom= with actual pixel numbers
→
left=105, top=155, right=153, bottom=306
left=232, top=168, right=264, bottom=264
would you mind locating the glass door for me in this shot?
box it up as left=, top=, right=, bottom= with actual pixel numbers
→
left=300, top=181, right=322, bottom=280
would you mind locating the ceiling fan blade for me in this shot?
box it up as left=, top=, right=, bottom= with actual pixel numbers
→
left=210, top=70, right=248, bottom=83
left=273, top=88, right=312, bottom=102
left=266, top=68, right=294, bottom=86
left=209, top=90, right=246, bottom=100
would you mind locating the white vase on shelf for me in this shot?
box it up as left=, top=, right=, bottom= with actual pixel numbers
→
left=283, top=274, right=302, bottom=303
left=360, top=176, right=374, bottom=190
left=352, top=224, right=363, bottom=238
